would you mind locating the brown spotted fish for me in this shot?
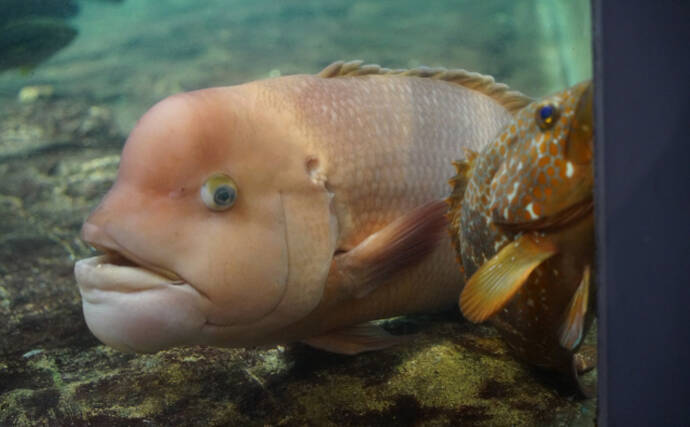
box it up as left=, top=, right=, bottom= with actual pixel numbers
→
left=447, top=81, right=594, bottom=394
left=74, top=61, right=532, bottom=355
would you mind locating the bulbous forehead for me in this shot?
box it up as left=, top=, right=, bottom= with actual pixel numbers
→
left=117, top=90, right=242, bottom=189
left=115, top=85, right=306, bottom=199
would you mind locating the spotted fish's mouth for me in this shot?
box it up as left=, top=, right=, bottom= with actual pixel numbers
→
left=495, top=197, right=593, bottom=233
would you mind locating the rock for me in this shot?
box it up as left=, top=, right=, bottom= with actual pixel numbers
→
left=0, top=97, right=121, bottom=162
left=17, top=85, right=54, bottom=103
left=0, top=95, right=596, bottom=425
left=78, top=105, right=113, bottom=136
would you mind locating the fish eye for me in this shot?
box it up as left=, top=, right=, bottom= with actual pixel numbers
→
left=201, top=173, right=238, bottom=211
left=536, top=102, right=560, bottom=130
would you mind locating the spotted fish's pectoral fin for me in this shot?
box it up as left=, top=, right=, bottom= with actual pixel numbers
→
left=301, top=322, right=408, bottom=355
left=329, top=200, right=448, bottom=300
left=459, top=234, right=557, bottom=322
left=559, top=265, right=591, bottom=350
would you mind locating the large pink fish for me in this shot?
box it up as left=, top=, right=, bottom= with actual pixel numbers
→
left=74, top=61, right=530, bottom=354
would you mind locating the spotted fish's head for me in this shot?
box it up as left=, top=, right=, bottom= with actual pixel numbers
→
left=488, top=81, right=593, bottom=229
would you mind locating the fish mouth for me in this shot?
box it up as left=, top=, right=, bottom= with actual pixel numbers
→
left=75, top=222, right=191, bottom=297
left=496, top=197, right=593, bottom=233
left=74, top=252, right=216, bottom=353
left=75, top=253, right=188, bottom=298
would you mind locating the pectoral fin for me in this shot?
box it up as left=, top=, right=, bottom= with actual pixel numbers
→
left=301, top=322, right=408, bottom=355
left=559, top=265, right=591, bottom=350
left=329, top=200, right=448, bottom=300
left=460, top=234, right=557, bottom=322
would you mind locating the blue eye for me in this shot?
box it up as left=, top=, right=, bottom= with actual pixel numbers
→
left=536, top=103, right=559, bottom=129
left=540, top=105, right=554, bottom=120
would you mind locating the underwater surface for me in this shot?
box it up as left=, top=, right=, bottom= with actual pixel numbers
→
left=0, top=0, right=594, bottom=425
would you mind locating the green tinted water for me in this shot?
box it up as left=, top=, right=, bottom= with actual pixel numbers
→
left=0, top=0, right=590, bottom=131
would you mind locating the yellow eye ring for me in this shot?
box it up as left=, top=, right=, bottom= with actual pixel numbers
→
left=536, top=102, right=560, bottom=130
left=201, top=173, right=238, bottom=211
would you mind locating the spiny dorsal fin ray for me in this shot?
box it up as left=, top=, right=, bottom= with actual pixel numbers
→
left=318, top=60, right=532, bottom=115
left=445, top=149, right=478, bottom=261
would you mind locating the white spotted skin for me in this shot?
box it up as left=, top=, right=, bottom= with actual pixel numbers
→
left=453, top=81, right=596, bottom=377
left=565, top=161, right=574, bottom=178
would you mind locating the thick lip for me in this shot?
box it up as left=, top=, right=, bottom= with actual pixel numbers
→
left=75, top=254, right=187, bottom=294
left=75, top=254, right=233, bottom=331
left=76, top=222, right=196, bottom=299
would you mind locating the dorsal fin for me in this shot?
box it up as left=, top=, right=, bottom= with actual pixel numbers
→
left=318, top=60, right=532, bottom=115
left=445, top=149, right=478, bottom=266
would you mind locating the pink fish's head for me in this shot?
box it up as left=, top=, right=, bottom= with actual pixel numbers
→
left=75, top=85, right=337, bottom=352
left=487, top=81, right=593, bottom=229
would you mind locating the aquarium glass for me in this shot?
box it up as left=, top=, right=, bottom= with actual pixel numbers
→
left=0, top=1, right=594, bottom=424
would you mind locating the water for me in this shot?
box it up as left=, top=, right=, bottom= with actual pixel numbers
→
left=1, top=0, right=591, bottom=131
left=0, top=1, right=594, bottom=425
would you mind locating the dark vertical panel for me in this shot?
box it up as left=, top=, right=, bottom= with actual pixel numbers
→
left=593, top=0, right=690, bottom=425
